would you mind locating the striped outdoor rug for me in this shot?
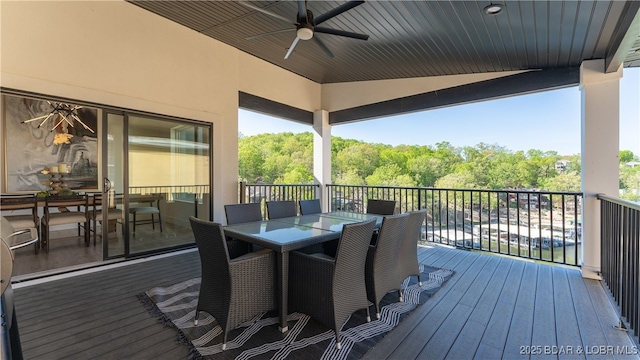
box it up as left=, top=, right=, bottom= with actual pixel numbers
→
left=138, top=264, right=452, bottom=360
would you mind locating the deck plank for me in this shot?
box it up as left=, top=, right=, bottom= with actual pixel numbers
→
left=565, top=269, right=611, bottom=359
left=423, top=256, right=512, bottom=359
left=363, top=248, right=478, bottom=359
left=465, top=258, right=526, bottom=359
left=10, top=244, right=639, bottom=360
left=531, top=263, right=558, bottom=360
left=552, top=266, right=586, bottom=360
left=386, top=252, right=499, bottom=359
left=502, top=261, right=540, bottom=359
left=583, top=279, right=640, bottom=359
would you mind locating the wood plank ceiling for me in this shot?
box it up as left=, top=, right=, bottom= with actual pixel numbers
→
left=128, top=1, right=640, bottom=84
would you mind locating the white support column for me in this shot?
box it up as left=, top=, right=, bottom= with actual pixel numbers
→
left=579, top=59, right=623, bottom=279
left=313, top=110, right=331, bottom=211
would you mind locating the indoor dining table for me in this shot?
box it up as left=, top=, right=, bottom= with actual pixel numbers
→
left=223, top=211, right=383, bottom=332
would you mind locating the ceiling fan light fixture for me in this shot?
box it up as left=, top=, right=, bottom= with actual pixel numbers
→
left=297, top=26, right=313, bottom=40
left=484, top=3, right=504, bottom=15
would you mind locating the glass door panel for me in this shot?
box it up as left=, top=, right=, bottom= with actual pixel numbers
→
left=127, top=115, right=210, bottom=254
left=102, top=113, right=125, bottom=258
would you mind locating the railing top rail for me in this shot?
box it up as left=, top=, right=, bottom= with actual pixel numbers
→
left=243, top=183, right=319, bottom=187
left=597, top=193, right=640, bottom=211
left=327, top=184, right=582, bottom=196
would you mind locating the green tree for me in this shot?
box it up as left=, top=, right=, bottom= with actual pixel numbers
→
left=279, top=163, right=313, bottom=183
left=538, top=172, right=581, bottom=192
left=435, top=171, right=476, bottom=189
left=335, top=143, right=379, bottom=179
left=620, top=150, right=635, bottom=163
left=238, top=141, right=264, bottom=182
left=365, top=164, right=416, bottom=187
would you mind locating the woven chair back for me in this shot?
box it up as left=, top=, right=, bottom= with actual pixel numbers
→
left=188, top=217, right=232, bottom=324
left=224, top=203, right=262, bottom=224
left=397, top=210, right=426, bottom=282
left=299, top=199, right=322, bottom=215
left=266, top=200, right=297, bottom=219
left=366, top=199, right=396, bottom=215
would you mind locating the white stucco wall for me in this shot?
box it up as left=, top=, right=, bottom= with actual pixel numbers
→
left=0, top=0, right=320, bottom=222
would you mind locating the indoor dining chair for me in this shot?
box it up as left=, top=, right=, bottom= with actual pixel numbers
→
left=129, top=194, right=163, bottom=233
left=40, top=194, right=90, bottom=253
left=265, top=200, right=297, bottom=219
left=299, top=199, right=322, bottom=215
left=0, top=193, right=39, bottom=253
left=91, top=193, right=124, bottom=244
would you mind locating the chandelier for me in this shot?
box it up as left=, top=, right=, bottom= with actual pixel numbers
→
left=22, top=101, right=94, bottom=144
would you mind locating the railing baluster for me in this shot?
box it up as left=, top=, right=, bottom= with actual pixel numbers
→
left=238, top=183, right=584, bottom=266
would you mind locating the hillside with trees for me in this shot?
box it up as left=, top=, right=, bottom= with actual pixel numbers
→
left=238, top=132, right=640, bottom=200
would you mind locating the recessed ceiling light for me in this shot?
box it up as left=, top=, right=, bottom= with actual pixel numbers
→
left=484, top=3, right=504, bottom=15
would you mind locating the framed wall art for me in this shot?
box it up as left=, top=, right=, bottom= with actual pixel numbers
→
left=3, top=94, right=100, bottom=192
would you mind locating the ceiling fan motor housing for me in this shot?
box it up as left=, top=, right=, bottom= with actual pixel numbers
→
left=296, top=10, right=314, bottom=40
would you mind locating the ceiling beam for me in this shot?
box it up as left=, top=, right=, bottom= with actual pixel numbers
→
left=329, top=68, right=581, bottom=125
left=239, top=92, right=314, bottom=125
left=605, top=2, right=640, bottom=73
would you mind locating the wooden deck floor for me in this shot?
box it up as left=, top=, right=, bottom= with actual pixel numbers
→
left=11, top=244, right=639, bottom=359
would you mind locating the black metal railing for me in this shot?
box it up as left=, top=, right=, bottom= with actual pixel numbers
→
left=237, top=183, right=582, bottom=265
left=239, top=182, right=320, bottom=215
left=327, top=184, right=582, bottom=265
left=599, top=194, right=640, bottom=337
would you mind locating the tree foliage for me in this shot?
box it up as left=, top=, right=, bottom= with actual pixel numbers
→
left=238, top=131, right=638, bottom=193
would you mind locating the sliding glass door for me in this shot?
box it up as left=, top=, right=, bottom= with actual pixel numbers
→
left=126, top=115, right=210, bottom=255
left=101, top=111, right=211, bottom=258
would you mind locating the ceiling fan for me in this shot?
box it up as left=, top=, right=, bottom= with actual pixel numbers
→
left=239, top=0, right=369, bottom=59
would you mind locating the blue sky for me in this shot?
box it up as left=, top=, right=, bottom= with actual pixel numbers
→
left=239, top=68, right=639, bottom=156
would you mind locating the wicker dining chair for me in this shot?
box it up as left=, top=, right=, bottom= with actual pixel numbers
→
left=265, top=200, right=297, bottom=219
left=298, top=199, right=322, bottom=215
left=224, top=203, right=263, bottom=257
left=224, top=203, right=262, bottom=224
left=189, top=216, right=276, bottom=351
left=0, top=194, right=39, bottom=253
left=288, top=218, right=377, bottom=350
left=366, top=199, right=396, bottom=215
left=396, top=210, right=427, bottom=296
left=365, top=212, right=409, bottom=319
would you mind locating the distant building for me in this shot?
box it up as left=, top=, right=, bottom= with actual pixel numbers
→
left=555, top=160, right=569, bottom=172
left=625, top=161, right=640, bottom=168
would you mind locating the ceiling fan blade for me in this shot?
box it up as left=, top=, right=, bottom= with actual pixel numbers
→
left=314, top=0, right=365, bottom=25
left=284, top=37, right=301, bottom=59
left=314, top=27, right=369, bottom=40
left=313, top=37, right=335, bottom=58
left=297, top=0, right=307, bottom=23
left=238, top=1, right=297, bottom=25
left=246, top=28, right=295, bottom=40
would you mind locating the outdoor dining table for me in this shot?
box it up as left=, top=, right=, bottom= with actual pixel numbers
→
left=223, top=211, right=383, bottom=332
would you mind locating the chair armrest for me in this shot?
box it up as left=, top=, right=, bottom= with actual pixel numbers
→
left=289, top=249, right=336, bottom=319
left=6, top=228, right=38, bottom=250
left=230, top=248, right=273, bottom=264
left=290, top=250, right=335, bottom=269
left=229, top=248, right=276, bottom=279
